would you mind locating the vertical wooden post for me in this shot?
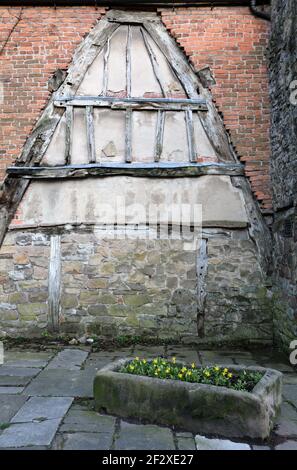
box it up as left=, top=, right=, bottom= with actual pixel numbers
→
left=126, top=25, right=132, bottom=98
left=48, top=235, right=61, bottom=332
left=65, top=105, right=73, bottom=165
left=103, top=38, right=110, bottom=96
left=86, top=105, right=96, bottom=163
left=125, top=108, right=132, bottom=163
left=154, top=109, right=165, bottom=162
left=185, top=108, right=196, bottom=163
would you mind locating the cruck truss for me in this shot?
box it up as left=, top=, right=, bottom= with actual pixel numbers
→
left=7, top=10, right=246, bottom=176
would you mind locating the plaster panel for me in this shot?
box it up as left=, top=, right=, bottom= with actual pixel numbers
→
left=161, top=112, right=188, bottom=162
left=71, top=108, right=89, bottom=164
left=131, top=27, right=161, bottom=97
left=93, top=109, right=125, bottom=162
left=107, top=26, right=127, bottom=95
left=146, top=33, right=186, bottom=97
left=194, top=113, right=217, bottom=158
left=131, top=111, right=157, bottom=162
left=76, top=49, right=104, bottom=96
left=13, top=176, right=248, bottom=228
left=41, top=114, right=66, bottom=166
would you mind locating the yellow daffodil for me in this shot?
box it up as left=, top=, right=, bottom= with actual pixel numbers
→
left=166, top=368, right=170, bottom=374
left=178, top=373, right=183, bottom=379
left=129, top=365, right=135, bottom=371
left=153, top=359, right=158, bottom=365
left=228, top=373, right=233, bottom=379
left=191, top=363, right=195, bottom=369
left=204, top=370, right=210, bottom=377
left=214, top=366, right=220, bottom=372
left=142, top=359, right=147, bottom=364
left=172, top=357, right=176, bottom=364
left=154, top=372, right=158, bottom=376
left=135, top=357, right=139, bottom=361
left=181, top=367, right=187, bottom=373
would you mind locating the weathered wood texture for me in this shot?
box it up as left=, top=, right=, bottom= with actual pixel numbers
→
left=7, top=162, right=245, bottom=179
left=196, top=238, right=208, bottom=337
left=65, top=105, right=73, bottom=165
left=54, top=96, right=207, bottom=111
left=185, top=108, right=197, bottom=163
left=154, top=110, right=165, bottom=161
left=48, top=235, right=61, bottom=332
left=86, top=105, right=96, bottom=163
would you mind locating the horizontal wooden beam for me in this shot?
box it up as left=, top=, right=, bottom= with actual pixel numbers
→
left=1, top=1, right=270, bottom=7
left=7, top=162, right=245, bottom=179
left=54, top=96, right=207, bottom=111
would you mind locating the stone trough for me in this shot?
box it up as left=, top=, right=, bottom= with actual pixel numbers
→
left=94, top=359, right=282, bottom=439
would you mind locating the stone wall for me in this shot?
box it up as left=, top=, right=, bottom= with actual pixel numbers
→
left=0, top=227, right=272, bottom=345
left=269, top=0, right=297, bottom=351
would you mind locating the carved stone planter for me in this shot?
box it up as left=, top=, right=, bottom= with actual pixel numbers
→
left=94, top=359, right=282, bottom=439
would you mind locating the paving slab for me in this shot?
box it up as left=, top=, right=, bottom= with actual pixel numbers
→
left=60, top=409, right=115, bottom=433
left=195, top=435, right=251, bottom=450
left=261, top=362, right=294, bottom=373
left=24, top=369, right=93, bottom=397
left=0, top=395, right=27, bottom=424
left=0, top=418, right=62, bottom=448
left=283, top=373, right=297, bottom=385
left=0, top=387, right=24, bottom=395
left=176, top=436, right=196, bottom=450
left=46, top=349, right=88, bottom=370
left=198, top=351, right=236, bottom=366
left=0, top=367, right=40, bottom=377
left=4, top=351, right=53, bottom=368
left=82, top=353, right=110, bottom=373
left=166, top=347, right=200, bottom=365
left=57, top=432, right=113, bottom=450
left=11, top=397, right=73, bottom=423
left=132, top=346, right=166, bottom=359
left=115, top=421, right=175, bottom=450
left=0, top=376, right=32, bottom=387
left=283, top=384, right=297, bottom=408
left=275, top=440, right=297, bottom=450
left=275, top=402, right=297, bottom=437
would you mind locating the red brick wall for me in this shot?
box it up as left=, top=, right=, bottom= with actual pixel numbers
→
left=0, top=6, right=271, bottom=209
left=0, top=6, right=106, bottom=178
left=160, top=6, right=271, bottom=210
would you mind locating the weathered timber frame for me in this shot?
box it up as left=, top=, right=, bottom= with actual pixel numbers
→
left=7, top=162, right=245, bottom=179
left=0, top=9, right=271, bottom=272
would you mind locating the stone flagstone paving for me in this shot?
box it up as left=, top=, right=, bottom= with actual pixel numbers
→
left=0, top=346, right=296, bottom=450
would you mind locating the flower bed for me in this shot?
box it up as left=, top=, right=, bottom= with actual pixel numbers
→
left=94, top=357, right=282, bottom=439
left=119, top=357, right=263, bottom=392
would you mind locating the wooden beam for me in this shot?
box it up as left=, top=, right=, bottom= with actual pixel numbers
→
left=125, top=108, right=132, bottom=163
left=86, top=105, right=96, bottom=164
left=48, top=235, right=61, bottom=332
left=141, top=27, right=166, bottom=97
left=54, top=96, right=207, bottom=110
left=7, top=162, right=245, bottom=179
left=185, top=108, right=197, bottom=163
left=65, top=105, right=73, bottom=165
left=103, top=37, right=110, bottom=95
left=126, top=25, right=132, bottom=98
left=154, top=110, right=165, bottom=162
